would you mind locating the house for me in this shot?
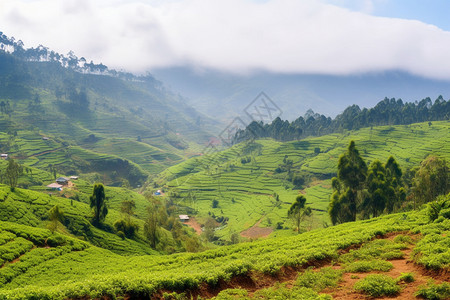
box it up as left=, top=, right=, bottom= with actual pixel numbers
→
left=42, top=137, right=49, bottom=140
left=46, top=183, right=63, bottom=190
left=154, top=189, right=162, bottom=196
left=179, top=215, right=190, bottom=222
left=56, top=177, right=69, bottom=185
left=0, top=154, right=8, bottom=160
left=69, top=176, right=79, bottom=180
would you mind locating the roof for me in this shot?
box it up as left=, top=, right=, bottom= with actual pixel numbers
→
left=179, top=215, right=189, bottom=220
left=47, top=183, right=63, bottom=189
left=56, top=177, right=69, bottom=182
left=0, top=154, right=8, bottom=157
left=69, top=176, right=79, bottom=179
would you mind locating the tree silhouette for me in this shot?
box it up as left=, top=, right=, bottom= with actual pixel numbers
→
left=288, top=195, right=311, bottom=234
left=90, top=183, right=108, bottom=225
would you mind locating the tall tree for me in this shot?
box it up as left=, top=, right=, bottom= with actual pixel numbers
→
left=363, top=160, right=387, bottom=218
left=6, top=158, right=22, bottom=190
left=48, top=205, right=64, bottom=233
left=329, top=141, right=367, bottom=224
left=90, top=183, right=108, bottom=225
left=385, top=156, right=405, bottom=213
left=288, top=195, right=312, bottom=234
left=413, top=156, right=449, bottom=207
left=144, top=204, right=160, bottom=248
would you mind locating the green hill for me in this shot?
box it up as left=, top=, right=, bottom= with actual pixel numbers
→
left=158, top=121, right=450, bottom=240
left=0, top=50, right=217, bottom=186
left=0, top=197, right=448, bottom=299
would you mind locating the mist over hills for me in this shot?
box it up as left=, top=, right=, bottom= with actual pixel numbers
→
left=152, top=66, right=450, bottom=122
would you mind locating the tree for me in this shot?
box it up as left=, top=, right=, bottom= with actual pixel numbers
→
left=384, top=156, right=405, bottom=213
left=363, top=160, right=388, bottom=218
left=144, top=204, right=160, bottom=248
left=48, top=205, right=64, bottom=233
left=288, top=195, right=312, bottom=234
left=203, top=217, right=217, bottom=242
left=114, top=199, right=138, bottom=238
left=329, top=141, right=367, bottom=224
left=89, top=183, right=108, bottom=225
left=6, top=158, right=22, bottom=190
left=413, top=156, right=449, bottom=207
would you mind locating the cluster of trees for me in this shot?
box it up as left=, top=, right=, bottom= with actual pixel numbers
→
left=328, top=141, right=449, bottom=225
left=86, top=183, right=202, bottom=252
left=234, top=97, right=449, bottom=143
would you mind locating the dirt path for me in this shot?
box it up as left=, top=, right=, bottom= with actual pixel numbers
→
left=240, top=218, right=273, bottom=239
left=185, top=217, right=203, bottom=235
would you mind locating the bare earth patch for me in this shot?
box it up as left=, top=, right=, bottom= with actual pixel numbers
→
left=240, top=218, right=273, bottom=239
left=184, top=217, right=203, bottom=235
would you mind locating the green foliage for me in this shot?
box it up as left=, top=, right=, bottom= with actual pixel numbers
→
left=396, top=272, right=414, bottom=283
left=345, top=259, right=393, bottom=273
left=90, top=183, right=108, bottom=225
left=415, top=281, right=450, bottom=300
left=427, top=193, right=450, bottom=222
left=354, top=274, right=400, bottom=297
left=340, top=238, right=406, bottom=263
left=413, top=156, right=449, bottom=206
left=47, top=204, right=64, bottom=233
left=5, top=159, right=22, bottom=189
left=412, top=232, right=450, bottom=270
left=288, top=195, right=311, bottom=233
left=295, top=267, right=343, bottom=291
left=329, top=140, right=367, bottom=224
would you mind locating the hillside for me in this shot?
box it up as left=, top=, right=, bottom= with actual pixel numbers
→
left=0, top=48, right=217, bottom=186
left=156, top=121, right=450, bottom=241
left=0, top=198, right=448, bottom=299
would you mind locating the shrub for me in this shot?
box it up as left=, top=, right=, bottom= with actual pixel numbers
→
left=345, top=259, right=393, bottom=273
left=396, top=272, right=415, bottom=283
left=415, top=281, right=450, bottom=300
left=296, top=267, right=343, bottom=291
left=354, top=274, right=400, bottom=297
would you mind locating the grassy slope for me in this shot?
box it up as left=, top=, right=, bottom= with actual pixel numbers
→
left=0, top=52, right=217, bottom=184
left=0, top=184, right=156, bottom=256
left=159, top=121, right=450, bottom=239
left=0, top=202, right=448, bottom=299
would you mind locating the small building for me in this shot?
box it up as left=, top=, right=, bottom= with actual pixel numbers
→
left=69, top=176, right=79, bottom=180
left=42, top=137, right=49, bottom=140
left=56, top=177, right=69, bottom=185
left=47, top=183, right=63, bottom=190
left=0, top=154, right=8, bottom=160
left=179, top=215, right=190, bottom=222
left=154, top=189, right=162, bottom=196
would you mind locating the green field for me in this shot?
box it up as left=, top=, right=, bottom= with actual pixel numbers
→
left=159, top=121, right=450, bottom=239
left=0, top=198, right=448, bottom=299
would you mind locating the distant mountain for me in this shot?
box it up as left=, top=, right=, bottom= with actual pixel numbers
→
left=0, top=33, right=219, bottom=185
left=152, top=67, right=450, bottom=121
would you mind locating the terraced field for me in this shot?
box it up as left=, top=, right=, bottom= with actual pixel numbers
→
left=160, top=121, right=450, bottom=239
left=0, top=198, right=448, bottom=299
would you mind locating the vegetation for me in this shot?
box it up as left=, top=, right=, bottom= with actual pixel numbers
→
left=415, top=281, right=450, bottom=300
left=90, top=183, right=108, bottom=225
left=234, top=96, right=450, bottom=143
left=354, top=274, right=400, bottom=297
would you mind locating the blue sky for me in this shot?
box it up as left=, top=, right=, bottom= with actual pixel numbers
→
left=1, top=0, right=450, bottom=80
left=325, top=0, right=450, bottom=30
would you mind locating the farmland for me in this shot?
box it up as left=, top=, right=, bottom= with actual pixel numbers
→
left=159, top=121, right=450, bottom=239
left=0, top=196, right=448, bottom=299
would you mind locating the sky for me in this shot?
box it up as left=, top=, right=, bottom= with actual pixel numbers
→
left=1, top=0, right=450, bottom=80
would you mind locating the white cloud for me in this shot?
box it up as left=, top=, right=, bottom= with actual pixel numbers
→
left=1, top=0, right=450, bottom=80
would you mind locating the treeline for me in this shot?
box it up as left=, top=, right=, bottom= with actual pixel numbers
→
left=0, top=31, right=158, bottom=83
left=328, top=141, right=449, bottom=225
left=234, top=96, right=450, bottom=142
